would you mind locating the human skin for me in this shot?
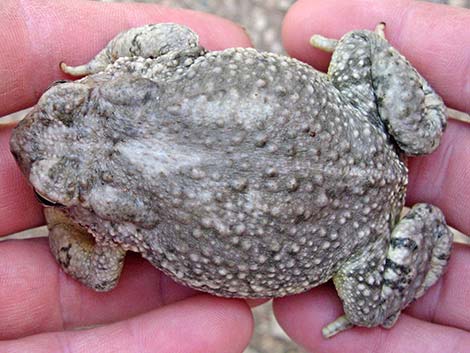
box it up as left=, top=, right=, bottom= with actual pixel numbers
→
left=1, top=0, right=469, bottom=352
left=273, top=0, right=470, bottom=352
left=0, top=1, right=254, bottom=352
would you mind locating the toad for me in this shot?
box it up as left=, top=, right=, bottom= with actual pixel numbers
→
left=10, top=23, right=452, bottom=337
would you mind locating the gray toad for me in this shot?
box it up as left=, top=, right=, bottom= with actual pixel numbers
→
left=10, top=23, right=453, bottom=337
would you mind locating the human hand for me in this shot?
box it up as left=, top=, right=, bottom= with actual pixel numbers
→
left=273, top=0, right=470, bottom=352
left=0, top=1, right=253, bottom=352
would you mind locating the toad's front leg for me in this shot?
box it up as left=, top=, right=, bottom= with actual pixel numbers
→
left=61, top=23, right=205, bottom=76
left=323, top=204, right=452, bottom=338
left=46, top=208, right=126, bottom=291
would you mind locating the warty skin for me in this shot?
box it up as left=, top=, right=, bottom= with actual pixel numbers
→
left=10, top=23, right=452, bottom=337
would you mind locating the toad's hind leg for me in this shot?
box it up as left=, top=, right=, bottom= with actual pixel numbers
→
left=61, top=23, right=204, bottom=76
left=323, top=204, right=453, bottom=338
left=311, top=23, right=447, bottom=156
left=45, top=208, right=126, bottom=291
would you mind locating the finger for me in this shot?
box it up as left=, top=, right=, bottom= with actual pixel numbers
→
left=282, top=0, right=470, bottom=112
left=0, top=127, right=44, bottom=236
left=404, top=244, right=470, bottom=331
left=407, top=121, right=470, bottom=235
left=0, top=0, right=251, bottom=117
left=273, top=283, right=470, bottom=353
left=0, top=237, right=199, bottom=340
left=0, top=295, right=253, bottom=353
left=0, top=0, right=251, bottom=235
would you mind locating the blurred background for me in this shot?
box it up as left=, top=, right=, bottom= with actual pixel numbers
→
left=3, top=1, right=469, bottom=352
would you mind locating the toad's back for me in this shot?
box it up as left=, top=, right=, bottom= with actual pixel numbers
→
left=11, top=24, right=451, bottom=336
left=78, top=48, right=408, bottom=297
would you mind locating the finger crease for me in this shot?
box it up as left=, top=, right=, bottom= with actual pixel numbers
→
left=53, top=331, right=73, bottom=353
left=429, top=271, right=447, bottom=324
left=56, top=267, right=70, bottom=331
left=125, top=317, right=145, bottom=353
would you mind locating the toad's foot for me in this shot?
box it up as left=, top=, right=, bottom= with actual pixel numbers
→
left=323, top=204, right=453, bottom=338
left=45, top=208, right=126, bottom=291
left=310, top=23, right=386, bottom=53
left=309, top=35, right=337, bottom=52
left=374, top=22, right=386, bottom=38
left=311, top=22, right=446, bottom=156
left=61, top=23, right=205, bottom=76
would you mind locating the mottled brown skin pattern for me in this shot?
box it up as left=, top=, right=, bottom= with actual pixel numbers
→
left=10, top=23, right=453, bottom=337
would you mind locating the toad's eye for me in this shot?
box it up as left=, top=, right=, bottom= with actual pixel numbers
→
left=47, top=79, right=70, bottom=90
left=34, top=190, right=64, bottom=208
